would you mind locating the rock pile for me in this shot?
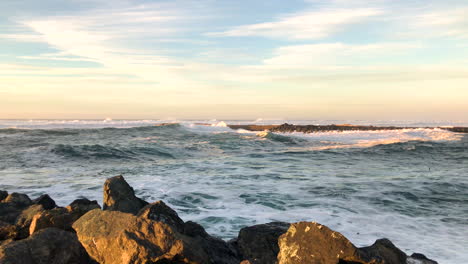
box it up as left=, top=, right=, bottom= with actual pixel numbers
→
left=0, top=175, right=438, bottom=264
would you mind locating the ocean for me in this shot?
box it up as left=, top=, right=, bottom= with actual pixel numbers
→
left=0, top=119, right=467, bottom=263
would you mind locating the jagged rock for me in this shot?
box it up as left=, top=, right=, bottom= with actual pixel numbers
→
left=32, top=194, right=56, bottom=210
left=103, top=175, right=147, bottom=214
left=137, top=201, right=185, bottom=232
left=407, top=253, right=438, bottom=264
left=278, top=222, right=366, bottom=264
left=66, top=198, right=101, bottom=218
left=358, top=238, right=407, bottom=264
left=29, top=207, right=74, bottom=235
left=0, top=228, right=93, bottom=264
left=0, top=191, right=7, bottom=202
left=234, top=222, right=290, bottom=264
left=2, top=193, right=32, bottom=207
left=73, top=209, right=211, bottom=264
left=15, top=204, right=45, bottom=239
left=0, top=221, right=17, bottom=241
left=184, top=221, right=210, bottom=238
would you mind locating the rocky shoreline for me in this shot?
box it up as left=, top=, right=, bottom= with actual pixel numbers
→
left=227, top=123, right=468, bottom=133
left=1, top=176, right=438, bottom=264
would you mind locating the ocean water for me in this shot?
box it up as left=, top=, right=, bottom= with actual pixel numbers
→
left=0, top=119, right=467, bottom=263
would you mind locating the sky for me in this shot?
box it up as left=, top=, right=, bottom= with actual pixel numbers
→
left=1, top=0, right=468, bottom=121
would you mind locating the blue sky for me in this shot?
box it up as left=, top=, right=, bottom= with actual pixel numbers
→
left=1, top=0, right=468, bottom=120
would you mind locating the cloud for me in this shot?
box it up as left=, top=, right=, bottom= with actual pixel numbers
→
left=258, top=42, right=420, bottom=69
left=409, top=7, right=468, bottom=39
left=208, top=8, right=382, bottom=40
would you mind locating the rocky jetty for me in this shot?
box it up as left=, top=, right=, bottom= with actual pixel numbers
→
left=228, top=123, right=468, bottom=133
left=0, top=175, right=438, bottom=264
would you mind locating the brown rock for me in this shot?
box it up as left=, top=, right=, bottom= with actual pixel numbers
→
left=29, top=207, right=74, bottom=235
left=0, top=228, right=93, bottom=264
left=0, top=203, right=22, bottom=224
left=277, top=222, right=364, bottom=264
left=103, top=175, right=147, bottom=214
left=66, top=198, right=101, bottom=218
left=73, top=209, right=210, bottom=264
left=137, top=201, right=185, bottom=232
left=15, top=204, right=45, bottom=239
left=2, top=193, right=32, bottom=207
left=234, top=222, right=290, bottom=264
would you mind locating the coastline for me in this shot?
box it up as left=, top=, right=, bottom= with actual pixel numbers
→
left=1, top=175, right=438, bottom=264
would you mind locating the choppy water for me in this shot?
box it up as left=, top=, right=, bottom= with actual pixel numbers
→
left=0, top=119, right=467, bottom=264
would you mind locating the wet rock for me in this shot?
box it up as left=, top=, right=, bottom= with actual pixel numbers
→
left=358, top=238, right=407, bottom=264
left=0, top=228, right=93, bottom=264
left=73, top=209, right=210, bottom=264
left=0, top=221, right=17, bottom=241
left=29, top=207, right=74, bottom=235
left=103, top=175, right=147, bottom=214
left=137, top=201, right=185, bottom=232
left=15, top=204, right=45, bottom=239
left=2, top=193, right=32, bottom=207
left=407, top=253, right=438, bottom=264
left=277, top=222, right=364, bottom=264
left=235, top=222, right=290, bottom=264
left=66, top=198, right=101, bottom=218
left=0, top=191, right=7, bottom=202
left=32, top=194, right=56, bottom=210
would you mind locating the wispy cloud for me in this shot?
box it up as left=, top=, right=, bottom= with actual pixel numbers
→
left=208, top=8, right=382, bottom=40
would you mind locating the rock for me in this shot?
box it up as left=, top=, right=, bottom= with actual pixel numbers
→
left=235, top=222, right=290, bottom=264
left=0, top=221, right=17, bottom=241
left=103, top=175, right=147, bottom=214
left=358, top=238, right=407, bottom=264
left=183, top=221, right=239, bottom=264
left=2, top=193, right=32, bottom=207
left=0, top=228, right=93, bottom=264
left=73, top=209, right=210, bottom=264
left=277, top=222, right=365, bottom=264
left=183, top=221, right=210, bottom=238
left=0, top=191, right=7, bottom=202
left=32, top=194, right=56, bottom=210
left=137, top=201, right=185, bottom=232
left=407, top=253, right=438, bottom=264
left=29, top=207, right=74, bottom=235
left=66, top=198, right=101, bottom=218
left=14, top=204, right=45, bottom=239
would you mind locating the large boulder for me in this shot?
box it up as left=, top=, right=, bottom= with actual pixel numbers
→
left=103, top=175, right=147, bottom=214
left=32, top=194, right=56, bottom=210
left=73, top=209, right=211, bottom=264
left=0, top=228, right=93, bottom=264
left=277, top=222, right=362, bottom=264
left=234, top=222, right=290, bottom=264
left=0, top=203, right=22, bottom=224
left=137, top=201, right=185, bottom=232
